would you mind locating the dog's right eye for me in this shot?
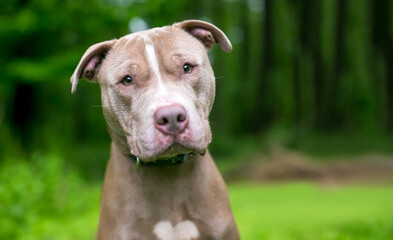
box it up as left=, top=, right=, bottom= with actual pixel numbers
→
left=183, top=64, right=193, bottom=74
left=122, top=76, right=133, bottom=86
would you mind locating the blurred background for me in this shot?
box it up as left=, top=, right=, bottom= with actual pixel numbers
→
left=1, top=0, right=393, bottom=239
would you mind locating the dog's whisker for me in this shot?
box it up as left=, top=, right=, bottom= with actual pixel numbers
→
left=209, top=121, right=219, bottom=127
left=215, top=76, right=227, bottom=80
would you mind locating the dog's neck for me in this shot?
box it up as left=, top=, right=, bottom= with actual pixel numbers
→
left=109, top=141, right=210, bottom=185
left=100, top=141, right=239, bottom=239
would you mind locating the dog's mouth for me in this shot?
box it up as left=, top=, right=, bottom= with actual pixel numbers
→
left=126, top=120, right=210, bottom=162
left=131, top=152, right=193, bottom=165
left=155, top=143, right=192, bottom=158
left=132, top=142, right=198, bottom=163
left=129, top=142, right=207, bottom=169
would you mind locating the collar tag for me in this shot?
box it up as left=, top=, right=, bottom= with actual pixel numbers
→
left=136, top=157, right=140, bottom=172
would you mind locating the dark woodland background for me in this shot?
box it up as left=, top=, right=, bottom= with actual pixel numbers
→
left=1, top=0, right=393, bottom=176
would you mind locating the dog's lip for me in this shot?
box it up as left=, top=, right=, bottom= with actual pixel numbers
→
left=154, top=151, right=194, bottom=162
left=136, top=142, right=197, bottom=162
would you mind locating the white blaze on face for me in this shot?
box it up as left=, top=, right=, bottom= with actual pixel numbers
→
left=145, top=42, right=166, bottom=92
left=153, top=220, right=200, bottom=240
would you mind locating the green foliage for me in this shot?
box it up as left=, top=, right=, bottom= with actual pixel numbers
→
left=0, top=155, right=99, bottom=239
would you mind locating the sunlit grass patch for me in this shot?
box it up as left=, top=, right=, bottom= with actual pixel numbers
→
left=229, top=182, right=393, bottom=240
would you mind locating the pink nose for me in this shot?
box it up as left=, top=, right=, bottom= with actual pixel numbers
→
left=154, top=104, right=189, bottom=135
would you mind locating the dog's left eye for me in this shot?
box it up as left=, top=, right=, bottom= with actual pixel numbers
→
left=183, top=64, right=193, bottom=74
left=122, top=76, right=133, bottom=86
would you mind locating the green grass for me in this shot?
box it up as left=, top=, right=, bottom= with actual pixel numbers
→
left=230, top=182, right=393, bottom=240
left=0, top=156, right=101, bottom=240
left=1, top=156, right=393, bottom=239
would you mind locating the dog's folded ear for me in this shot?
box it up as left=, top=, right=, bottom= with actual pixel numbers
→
left=70, top=40, right=117, bottom=93
left=173, top=20, right=232, bottom=53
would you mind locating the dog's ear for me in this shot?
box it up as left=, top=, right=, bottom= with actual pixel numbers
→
left=173, top=20, right=232, bottom=52
left=70, top=40, right=117, bottom=94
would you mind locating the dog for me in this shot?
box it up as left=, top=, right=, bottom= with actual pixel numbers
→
left=71, top=20, right=240, bottom=240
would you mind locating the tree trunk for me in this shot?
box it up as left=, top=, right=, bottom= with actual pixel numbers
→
left=255, top=0, right=274, bottom=132
left=329, top=0, right=347, bottom=129
left=372, top=0, right=393, bottom=132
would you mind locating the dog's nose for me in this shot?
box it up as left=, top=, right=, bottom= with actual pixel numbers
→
left=154, top=104, right=189, bottom=135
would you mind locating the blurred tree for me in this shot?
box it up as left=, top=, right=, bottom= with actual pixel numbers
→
left=372, top=0, right=393, bottom=132
left=256, top=0, right=274, bottom=131
left=1, top=0, right=392, bottom=169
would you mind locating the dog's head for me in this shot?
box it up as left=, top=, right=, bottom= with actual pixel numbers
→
left=70, top=20, right=232, bottom=161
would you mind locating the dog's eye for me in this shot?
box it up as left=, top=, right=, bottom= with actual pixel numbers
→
left=122, top=76, right=133, bottom=86
left=183, top=64, right=193, bottom=74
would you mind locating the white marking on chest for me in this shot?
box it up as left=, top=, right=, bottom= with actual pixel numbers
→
left=153, top=220, right=199, bottom=240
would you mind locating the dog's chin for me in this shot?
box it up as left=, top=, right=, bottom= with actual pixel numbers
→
left=131, top=141, right=207, bottom=162
left=156, top=143, right=193, bottom=159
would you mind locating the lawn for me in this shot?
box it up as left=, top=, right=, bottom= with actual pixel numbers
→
left=230, top=183, right=393, bottom=240
left=1, top=156, right=393, bottom=239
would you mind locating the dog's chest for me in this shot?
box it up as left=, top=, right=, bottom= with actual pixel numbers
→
left=122, top=214, right=224, bottom=240
left=152, top=220, right=199, bottom=240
